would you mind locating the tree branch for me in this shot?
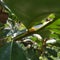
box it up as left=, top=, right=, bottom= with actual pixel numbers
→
left=14, top=18, right=57, bottom=41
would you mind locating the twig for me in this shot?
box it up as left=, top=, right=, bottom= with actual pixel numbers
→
left=14, top=18, right=57, bottom=41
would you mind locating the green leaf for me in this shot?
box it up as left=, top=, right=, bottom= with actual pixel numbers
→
left=11, top=41, right=27, bottom=60
left=3, top=0, right=60, bottom=28
left=0, top=43, right=11, bottom=60
left=46, top=19, right=60, bottom=39
left=0, top=41, right=27, bottom=60
left=47, top=18, right=60, bottom=29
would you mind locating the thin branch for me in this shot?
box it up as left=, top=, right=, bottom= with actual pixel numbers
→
left=14, top=18, right=57, bottom=41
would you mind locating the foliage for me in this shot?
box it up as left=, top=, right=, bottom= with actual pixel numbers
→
left=0, top=0, right=60, bottom=60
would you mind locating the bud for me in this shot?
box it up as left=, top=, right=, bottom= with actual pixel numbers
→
left=33, top=34, right=42, bottom=40
left=46, top=38, right=56, bottom=44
